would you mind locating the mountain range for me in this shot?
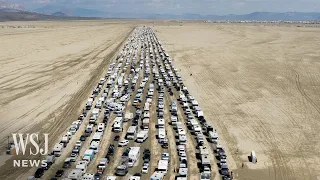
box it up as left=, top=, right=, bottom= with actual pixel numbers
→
left=0, top=1, right=319, bottom=21
left=0, top=0, right=26, bottom=12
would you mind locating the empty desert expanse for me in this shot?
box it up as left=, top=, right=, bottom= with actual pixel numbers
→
left=0, top=20, right=134, bottom=178
left=154, top=23, right=320, bottom=180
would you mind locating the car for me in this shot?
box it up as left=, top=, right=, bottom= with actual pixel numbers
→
left=63, top=158, right=71, bottom=168
left=80, top=135, right=86, bottom=141
left=180, top=151, right=187, bottom=157
left=94, top=173, right=101, bottom=180
left=107, top=144, right=115, bottom=156
left=55, top=170, right=64, bottom=177
left=34, top=168, right=44, bottom=178
left=161, top=153, right=170, bottom=161
left=70, top=153, right=78, bottom=162
left=114, top=135, right=120, bottom=141
left=72, top=146, right=80, bottom=154
left=133, top=173, right=141, bottom=177
left=75, top=141, right=82, bottom=147
left=118, top=140, right=129, bottom=147
left=41, top=162, right=52, bottom=170
left=141, top=163, right=149, bottom=173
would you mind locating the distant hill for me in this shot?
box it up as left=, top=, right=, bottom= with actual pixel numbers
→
left=1, top=1, right=320, bottom=22
left=205, top=12, right=320, bottom=21
left=34, top=5, right=105, bottom=17
left=86, top=11, right=320, bottom=20
left=135, top=12, right=320, bottom=20
left=0, top=0, right=26, bottom=11
left=0, top=11, right=100, bottom=21
left=51, top=11, right=69, bottom=17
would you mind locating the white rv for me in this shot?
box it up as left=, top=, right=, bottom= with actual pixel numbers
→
left=158, top=128, right=166, bottom=142
left=208, top=131, right=218, bottom=143
left=76, top=161, right=88, bottom=174
left=113, top=117, right=123, bottom=132
left=150, top=172, right=165, bottom=180
left=157, top=160, right=169, bottom=175
left=68, top=169, right=83, bottom=179
left=158, top=118, right=165, bottom=128
left=136, top=130, right=148, bottom=143
left=128, top=147, right=140, bottom=167
left=92, top=132, right=103, bottom=141
left=124, top=112, right=134, bottom=122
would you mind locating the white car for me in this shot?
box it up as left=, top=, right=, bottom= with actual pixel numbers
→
left=180, top=151, right=187, bottom=157
left=118, top=140, right=129, bottom=147
left=141, top=163, right=149, bottom=173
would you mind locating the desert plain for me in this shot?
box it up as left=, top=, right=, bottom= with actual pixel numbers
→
left=0, top=20, right=320, bottom=180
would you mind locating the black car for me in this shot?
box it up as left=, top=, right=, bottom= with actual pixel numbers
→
left=107, top=144, right=115, bottom=155
left=34, top=168, right=44, bottom=178
left=133, top=173, right=141, bottom=177
left=55, top=170, right=64, bottom=177
left=143, top=148, right=151, bottom=155
left=63, top=159, right=71, bottom=168
left=94, top=173, right=101, bottom=180
left=114, top=135, right=120, bottom=141
left=80, top=135, right=86, bottom=141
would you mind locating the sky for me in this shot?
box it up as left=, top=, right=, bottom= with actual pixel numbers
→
left=4, top=0, right=320, bottom=15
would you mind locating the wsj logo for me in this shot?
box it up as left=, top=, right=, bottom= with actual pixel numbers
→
left=11, top=133, right=49, bottom=167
